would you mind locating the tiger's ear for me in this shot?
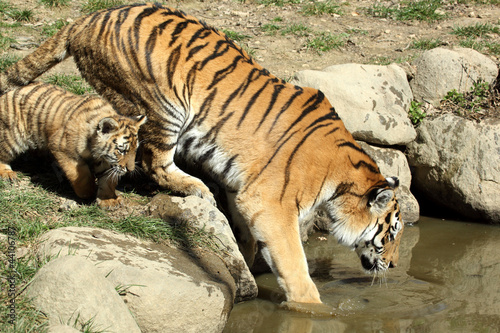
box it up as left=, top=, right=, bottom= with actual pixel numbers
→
left=97, top=117, right=119, bottom=135
left=367, top=177, right=399, bottom=215
left=133, top=115, right=147, bottom=127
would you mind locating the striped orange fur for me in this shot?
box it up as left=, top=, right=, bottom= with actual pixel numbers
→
left=0, top=4, right=403, bottom=304
left=0, top=82, right=146, bottom=208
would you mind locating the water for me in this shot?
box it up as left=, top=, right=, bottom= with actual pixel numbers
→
left=224, top=217, right=500, bottom=333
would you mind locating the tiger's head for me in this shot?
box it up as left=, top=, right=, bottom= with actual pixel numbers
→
left=92, top=114, right=147, bottom=178
left=325, top=176, right=403, bottom=274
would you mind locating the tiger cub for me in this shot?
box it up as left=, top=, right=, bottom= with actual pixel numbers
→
left=0, top=4, right=403, bottom=305
left=0, top=82, right=147, bottom=208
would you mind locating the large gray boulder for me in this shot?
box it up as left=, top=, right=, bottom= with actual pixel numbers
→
left=26, top=256, right=141, bottom=333
left=406, top=114, right=500, bottom=223
left=411, top=47, right=498, bottom=106
left=293, top=63, right=416, bottom=146
left=149, top=194, right=258, bottom=302
left=37, top=227, right=234, bottom=333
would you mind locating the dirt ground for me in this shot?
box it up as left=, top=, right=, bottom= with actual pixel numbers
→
left=2, top=0, right=500, bottom=81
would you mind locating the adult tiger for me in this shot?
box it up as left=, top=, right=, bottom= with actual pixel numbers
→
left=0, top=3, right=403, bottom=304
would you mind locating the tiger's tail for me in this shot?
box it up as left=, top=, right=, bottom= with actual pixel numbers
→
left=0, top=24, right=73, bottom=94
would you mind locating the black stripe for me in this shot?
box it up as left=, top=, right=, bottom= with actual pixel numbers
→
left=187, top=28, right=212, bottom=48
left=207, top=55, right=244, bottom=90
left=348, top=156, right=380, bottom=174
left=195, top=88, right=217, bottom=125
left=223, top=155, right=238, bottom=175
left=278, top=91, right=325, bottom=144
left=199, top=40, right=231, bottom=70
left=255, top=83, right=285, bottom=132
left=237, top=79, right=271, bottom=128
left=145, top=26, right=159, bottom=81
left=280, top=123, right=331, bottom=200
left=242, top=130, right=298, bottom=193
left=269, top=86, right=303, bottom=133
left=166, top=44, right=182, bottom=89
left=169, top=21, right=190, bottom=47
left=198, top=146, right=216, bottom=164
left=186, top=42, right=209, bottom=61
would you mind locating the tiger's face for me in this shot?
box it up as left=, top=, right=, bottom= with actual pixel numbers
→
left=354, top=198, right=403, bottom=273
left=92, top=115, right=147, bottom=179
left=326, top=177, right=403, bottom=274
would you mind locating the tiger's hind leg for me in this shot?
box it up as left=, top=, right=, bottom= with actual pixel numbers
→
left=141, top=136, right=216, bottom=206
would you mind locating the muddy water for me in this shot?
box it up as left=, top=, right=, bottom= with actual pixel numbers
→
left=224, top=217, right=500, bottom=333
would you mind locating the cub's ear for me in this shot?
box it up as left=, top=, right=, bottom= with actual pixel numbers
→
left=133, top=115, right=147, bottom=127
left=367, top=187, right=395, bottom=216
left=97, top=117, right=119, bottom=135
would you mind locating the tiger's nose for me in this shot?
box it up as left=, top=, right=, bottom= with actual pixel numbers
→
left=389, top=261, right=396, bottom=268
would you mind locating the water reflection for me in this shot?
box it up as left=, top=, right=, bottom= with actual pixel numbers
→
left=224, top=217, right=500, bottom=333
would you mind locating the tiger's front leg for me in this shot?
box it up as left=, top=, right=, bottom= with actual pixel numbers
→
left=238, top=195, right=322, bottom=304
left=53, top=153, right=96, bottom=200
left=141, top=144, right=216, bottom=206
left=95, top=175, right=123, bottom=208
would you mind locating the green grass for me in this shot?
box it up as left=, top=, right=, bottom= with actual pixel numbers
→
left=0, top=33, right=14, bottom=51
left=306, top=32, right=347, bottom=53
left=410, top=38, right=444, bottom=50
left=451, top=23, right=500, bottom=56
left=41, top=19, right=69, bottom=37
left=261, top=23, right=281, bottom=36
left=452, top=23, right=500, bottom=38
left=0, top=172, right=222, bottom=332
left=281, top=23, right=312, bottom=37
left=81, top=0, right=124, bottom=13
left=43, top=74, right=94, bottom=95
left=40, top=0, right=69, bottom=7
left=368, top=0, right=446, bottom=22
left=442, top=80, right=491, bottom=115
left=221, top=29, right=250, bottom=42
left=7, top=9, right=34, bottom=22
left=258, top=0, right=301, bottom=6
left=301, top=0, right=343, bottom=16
left=0, top=54, right=19, bottom=70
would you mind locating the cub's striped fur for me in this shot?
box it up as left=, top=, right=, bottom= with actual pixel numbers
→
left=0, top=3, right=403, bottom=304
left=0, top=82, right=147, bottom=208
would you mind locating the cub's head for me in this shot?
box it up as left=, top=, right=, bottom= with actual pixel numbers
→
left=92, top=115, right=147, bottom=177
left=326, top=176, right=404, bottom=274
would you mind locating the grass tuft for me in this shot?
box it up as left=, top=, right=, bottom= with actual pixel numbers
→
left=43, top=74, right=94, bottom=95
left=40, top=0, right=70, bottom=7
left=367, top=0, right=446, bottom=22
left=301, top=0, right=343, bottom=16
left=81, top=0, right=124, bottom=14
left=306, top=32, right=347, bottom=53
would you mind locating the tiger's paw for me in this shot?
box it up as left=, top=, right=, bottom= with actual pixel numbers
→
left=0, top=169, right=19, bottom=182
left=96, top=195, right=124, bottom=209
left=279, top=301, right=336, bottom=317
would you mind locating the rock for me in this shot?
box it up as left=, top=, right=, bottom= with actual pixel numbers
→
left=37, top=227, right=234, bottom=333
left=357, top=141, right=420, bottom=223
left=26, top=256, right=141, bottom=333
left=149, top=194, right=258, bottom=302
left=411, top=47, right=498, bottom=106
left=48, top=325, right=84, bottom=333
left=292, top=63, right=416, bottom=145
left=406, top=114, right=500, bottom=224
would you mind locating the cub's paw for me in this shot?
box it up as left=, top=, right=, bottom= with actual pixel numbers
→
left=0, top=169, right=19, bottom=182
left=96, top=195, right=124, bottom=209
